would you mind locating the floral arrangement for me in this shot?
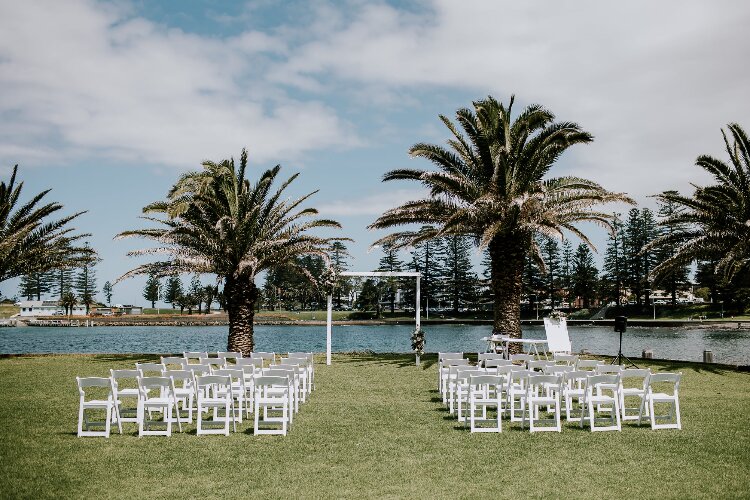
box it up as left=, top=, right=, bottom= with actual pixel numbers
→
left=411, top=327, right=426, bottom=355
left=548, top=309, right=567, bottom=321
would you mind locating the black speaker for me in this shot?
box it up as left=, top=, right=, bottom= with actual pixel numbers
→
left=614, top=316, right=627, bottom=333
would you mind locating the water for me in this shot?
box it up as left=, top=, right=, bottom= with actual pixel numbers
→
left=1, top=323, right=749, bottom=365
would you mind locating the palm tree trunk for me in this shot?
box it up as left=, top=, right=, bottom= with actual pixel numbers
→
left=226, top=276, right=257, bottom=356
left=489, top=234, right=527, bottom=352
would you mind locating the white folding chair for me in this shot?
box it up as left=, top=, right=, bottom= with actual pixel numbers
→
left=455, top=367, right=484, bottom=422
left=619, top=369, right=651, bottom=422
left=528, top=360, right=554, bottom=373
left=438, top=353, right=464, bottom=392
left=110, top=369, right=140, bottom=426
left=562, top=370, right=589, bottom=422
left=288, top=352, right=315, bottom=391
left=507, top=368, right=530, bottom=423
left=523, top=374, right=563, bottom=432
left=442, top=358, right=470, bottom=403
left=195, top=375, right=235, bottom=435
left=468, top=374, right=504, bottom=433
left=76, top=377, right=117, bottom=437
left=213, top=368, right=248, bottom=421
left=254, top=375, right=290, bottom=436
left=264, top=367, right=298, bottom=418
left=137, top=376, right=175, bottom=437
left=638, top=372, right=682, bottom=430
left=280, top=358, right=309, bottom=401
left=163, top=369, right=195, bottom=424
left=581, top=374, right=621, bottom=432
left=236, top=358, right=263, bottom=412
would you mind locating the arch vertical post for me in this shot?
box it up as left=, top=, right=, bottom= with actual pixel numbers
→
left=415, top=275, right=421, bottom=330
left=326, top=293, right=332, bottom=365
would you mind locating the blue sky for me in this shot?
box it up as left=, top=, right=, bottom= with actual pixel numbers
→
left=1, top=0, right=749, bottom=305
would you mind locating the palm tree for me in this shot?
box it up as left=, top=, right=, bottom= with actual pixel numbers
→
left=0, top=165, right=90, bottom=283
left=649, top=123, right=750, bottom=284
left=370, top=96, right=632, bottom=339
left=119, top=149, right=344, bottom=355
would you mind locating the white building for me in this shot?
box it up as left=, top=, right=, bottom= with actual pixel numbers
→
left=16, top=300, right=87, bottom=317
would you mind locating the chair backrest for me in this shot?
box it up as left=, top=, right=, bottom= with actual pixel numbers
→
left=647, top=372, right=681, bottom=394
left=77, top=377, right=114, bottom=399
left=186, top=364, right=211, bottom=377
left=288, top=352, right=314, bottom=364
left=469, top=374, right=504, bottom=391
left=164, top=369, right=193, bottom=387
left=161, top=356, right=187, bottom=370
left=477, top=352, right=504, bottom=364
left=544, top=364, right=575, bottom=375
left=263, top=369, right=293, bottom=383
left=620, top=368, right=651, bottom=387
left=587, top=373, right=620, bottom=390
left=455, top=367, right=483, bottom=384
left=544, top=317, right=572, bottom=354
left=527, top=374, right=562, bottom=393
left=236, top=357, right=263, bottom=370
left=136, top=362, right=165, bottom=377
left=563, top=370, right=589, bottom=389
left=595, top=365, right=622, bottom=375
left=484, top=359, right=513, bottom=369
left=553, top=353, right=578, bottom=366
left=443, top=358, right=471, bottom=368
left=439, top=352, right=464, bottom=361
left=213, top=368, right=245, bottom=386
left=138, top=376, right=172, bottom=397
left=252, top=352, right=276, bottom=366
left=528, top=360, right=554, bottom=372
left=255, top=376, right=290, bottom=390
left=195, top=374, right=232, bottom=392
left=217, top=351, right=242, bottom=365
left=576, top=359, right=600, bottom=371
left=110, top=369, right=140, bottom=389
left=508, top=369, right=530, bottom=386
left=510, top=354, right=534, bottom=367
left=184, top=352, right=208, bottom=364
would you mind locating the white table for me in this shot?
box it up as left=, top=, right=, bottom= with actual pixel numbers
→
left=481, top=335, right=549, bottom=359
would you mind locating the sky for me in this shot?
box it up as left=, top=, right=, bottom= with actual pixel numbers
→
left=1, top=0, right=749, bottom=305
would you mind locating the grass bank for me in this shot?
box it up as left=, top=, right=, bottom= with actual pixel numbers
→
left=1, top=354, right=749, bottom=498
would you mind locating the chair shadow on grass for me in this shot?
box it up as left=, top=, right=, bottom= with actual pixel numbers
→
left=89, top=353, right=165, bottom=364
left=334, top=352, right=440, bottom=370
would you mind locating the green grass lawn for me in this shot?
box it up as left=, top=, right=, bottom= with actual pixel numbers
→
left=0, top=303, right=19, bottom=318
left=1, top=354, right=749, bottom=499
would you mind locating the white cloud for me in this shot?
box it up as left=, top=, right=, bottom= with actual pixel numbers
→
left=0, top=0, right=357, bottom=169
left=318, top=188, right=427, bottom=216
left=273, top=0, right=750, bottom=201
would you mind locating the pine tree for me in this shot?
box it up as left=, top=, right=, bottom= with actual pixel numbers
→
left=601, top=214, right=626, bottom=307
left=355, top=279, right=381, bottom=317
left=522, top=252, right=544, bottom=313
left=623, top=208, right=646, bottom=305
left=376, top=244, right=404, bottom=313
left=74, top=251, right=98, bottom=314
left=571, top=244, right=599, bottom=309
left=640, top=208, right=659, bottom=305
left=102, top=281, right=113, bottom=306
left=164, top=274, right=183, bottom=309
left=540, top=236, right=561, bottom=307
left=143, top=272, right=160, bottom=309
left=329, top=242, right=351, bottom=308
left=50, top=266, right=74, bottom=300
left=560, top=240, right=574, bottom=307
left=19, top=272, right=51, bottom=301
left=189, top=275, right=204, bottom=314
left=404, top=227, right=441, bottom=314
left=438, top=235, right=476, bottom=313
left=653, top=192, right=690, bottom=305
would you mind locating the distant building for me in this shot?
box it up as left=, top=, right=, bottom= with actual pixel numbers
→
left=16, top=300, right=86, bottom=316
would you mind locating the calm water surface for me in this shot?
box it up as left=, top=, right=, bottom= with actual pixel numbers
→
left=2, top=323, right=749, bottom=365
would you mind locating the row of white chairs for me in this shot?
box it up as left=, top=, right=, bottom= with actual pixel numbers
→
left=438, top=352, right=682, bottom=433
left=77, top=352, right=315, bottom=437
